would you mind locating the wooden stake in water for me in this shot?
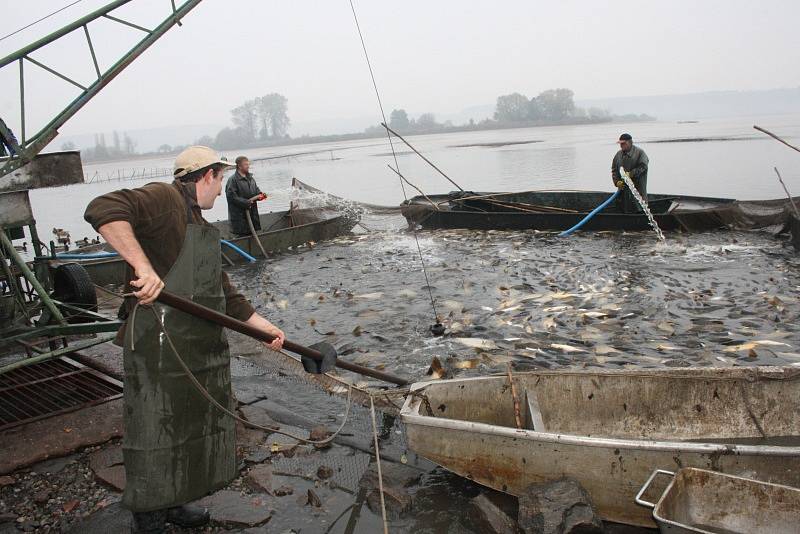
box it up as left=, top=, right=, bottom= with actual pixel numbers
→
left=621, top=169, right=665, bottom=242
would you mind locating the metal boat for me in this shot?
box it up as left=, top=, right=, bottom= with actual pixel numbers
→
left=399, top=366, right=800, bottom=528
left=56, top=182, right=359, bottom=286
left=635, top=468, right=800, bottom=533
left=401, top=190, right=800, bottom=232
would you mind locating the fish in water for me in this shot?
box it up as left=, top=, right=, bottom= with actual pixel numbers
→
left=453, top=338, right=498, bottom=350
left=550, top=343, right=587, bottom=353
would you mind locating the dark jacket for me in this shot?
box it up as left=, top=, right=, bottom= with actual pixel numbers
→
left=611, top=145, right=649, bottom=184
left=225, top=171, right=262, bottom=235
left=84, top=180, right=255, bottom=344
left=611, top=145, right=649, bottom=213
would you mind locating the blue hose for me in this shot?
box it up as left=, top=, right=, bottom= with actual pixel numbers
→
left=221, top=240, right=257, bottom=263
left=58, top=241, right=257, bottom=263
left=56, top=251, right=119, bottom=259
left=558, top=189, right=621, bottom=237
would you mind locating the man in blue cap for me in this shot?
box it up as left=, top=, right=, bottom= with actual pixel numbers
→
left=611, top=133, right=649, bottom=213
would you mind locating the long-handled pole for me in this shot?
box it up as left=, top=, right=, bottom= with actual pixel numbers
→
left=245, top=195, right=268, bottom=258
left=381, top=123, right=465, bottom=192
left=156, top=289, right=409, bottom=386
left=245, top=210, right=268, bottom=259
left=386, top=165, right=438, bottom=209
left=774, top=167, right=800, bottom=218
left=754, top=125, right=800, bottom=154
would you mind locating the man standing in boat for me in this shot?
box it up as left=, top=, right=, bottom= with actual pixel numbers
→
left=84, top=146, right=285, bottom=533
left=225, top=156, right=266, bottom=237
left=611, top=133, right=649, bottom=213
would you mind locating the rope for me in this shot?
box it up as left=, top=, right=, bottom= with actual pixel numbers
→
left=0, top=0, right=83, bottom=42
left=369, top=395, right=390, bottom=534
left=348, top=0, right=440, bottom=323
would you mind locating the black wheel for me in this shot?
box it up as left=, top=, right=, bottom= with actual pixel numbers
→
left=52, top=263, right=98, bottom=323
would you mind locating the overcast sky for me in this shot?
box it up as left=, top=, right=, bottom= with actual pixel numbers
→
left=1, top=0, right=798, bottom=139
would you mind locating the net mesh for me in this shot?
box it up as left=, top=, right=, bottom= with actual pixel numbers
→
left=230, top=349, right=413, bottom=492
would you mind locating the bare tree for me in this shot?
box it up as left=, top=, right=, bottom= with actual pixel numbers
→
left=257, top=93, right=290, bottom=139
left=231, top=99, right=259, bottom=142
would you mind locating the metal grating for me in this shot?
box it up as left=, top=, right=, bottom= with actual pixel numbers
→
left=0, top=356, right=122, bottom=431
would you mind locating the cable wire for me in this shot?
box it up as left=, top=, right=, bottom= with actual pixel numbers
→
left=347, top=0, right=440, bottom=322
left=0, top=0, right=83, bottom=43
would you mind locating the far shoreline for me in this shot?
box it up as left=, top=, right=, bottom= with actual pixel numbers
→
left=78, top=116, right=653, bottom=166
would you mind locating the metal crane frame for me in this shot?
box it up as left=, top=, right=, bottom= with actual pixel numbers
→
left=0, top=0, right=203, bottom=177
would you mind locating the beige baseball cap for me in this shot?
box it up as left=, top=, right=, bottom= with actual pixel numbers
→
left=173, top=146, right=234, bottom=179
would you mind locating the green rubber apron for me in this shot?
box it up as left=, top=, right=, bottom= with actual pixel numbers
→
left=122, top=223, right=236, bottom=512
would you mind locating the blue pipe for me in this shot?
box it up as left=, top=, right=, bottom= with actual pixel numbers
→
left=57, top=240, right=258, bottom=264
left=56, top=251, right=119, bottom=259
left=558, top=189, right=621, bottom=237
left=221, top=240, right=257, bottom=263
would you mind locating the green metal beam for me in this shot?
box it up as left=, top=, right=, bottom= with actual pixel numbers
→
left=0, top=321, right=123, bottom=347
left=0, top=333, right=117, bottom=375
left=0, top=0, right=204, bottom=177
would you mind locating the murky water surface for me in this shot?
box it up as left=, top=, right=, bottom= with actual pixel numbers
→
left=231, top=217, right=800, bottom=380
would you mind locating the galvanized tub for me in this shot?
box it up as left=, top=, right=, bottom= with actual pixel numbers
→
left=635, top=468, right=800, bottom=533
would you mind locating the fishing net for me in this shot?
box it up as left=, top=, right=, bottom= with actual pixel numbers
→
left=672, top=197, right=800, bottom=233
left=228, top=340, right=418, bottom=499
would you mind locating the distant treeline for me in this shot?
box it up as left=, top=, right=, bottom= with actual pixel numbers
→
left=73, top=88, right=653, bottom=162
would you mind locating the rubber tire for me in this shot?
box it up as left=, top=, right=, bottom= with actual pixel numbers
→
left=52, top=263, right=98, bottom=323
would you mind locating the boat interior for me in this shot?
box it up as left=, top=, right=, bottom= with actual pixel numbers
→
left=212, top=208, right=340, bottom=239
left=409, top=367, right=800, bottom=445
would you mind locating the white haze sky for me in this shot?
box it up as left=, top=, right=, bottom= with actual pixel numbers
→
left=1, top=0, right=799, bottom=138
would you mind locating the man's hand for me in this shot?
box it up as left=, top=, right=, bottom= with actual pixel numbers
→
left=130, top=266, right=164, bottom=304
left=264, top=324, right=285, bottom=351
left=245, top=313, right=285, bottom=351
left=257, top=193, right=267, bottom=201
left=96, top=221, right=163, bottom=304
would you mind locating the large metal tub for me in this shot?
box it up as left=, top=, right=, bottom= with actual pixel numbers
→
left=636, top=468, right=800, bottom=533
left=400, top=366, right=800, bottom=527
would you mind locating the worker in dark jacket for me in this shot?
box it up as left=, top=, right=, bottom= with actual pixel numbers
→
left=225, top=156, right=265, bottom=236
left=84, top=146, right=285, bottom=533
left=611, top=133, right=649, bottom=213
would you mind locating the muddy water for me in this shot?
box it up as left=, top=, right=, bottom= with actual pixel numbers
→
left=220, top=212, right=800, bottom=533
left=230, top=215, right=800, bottom=381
